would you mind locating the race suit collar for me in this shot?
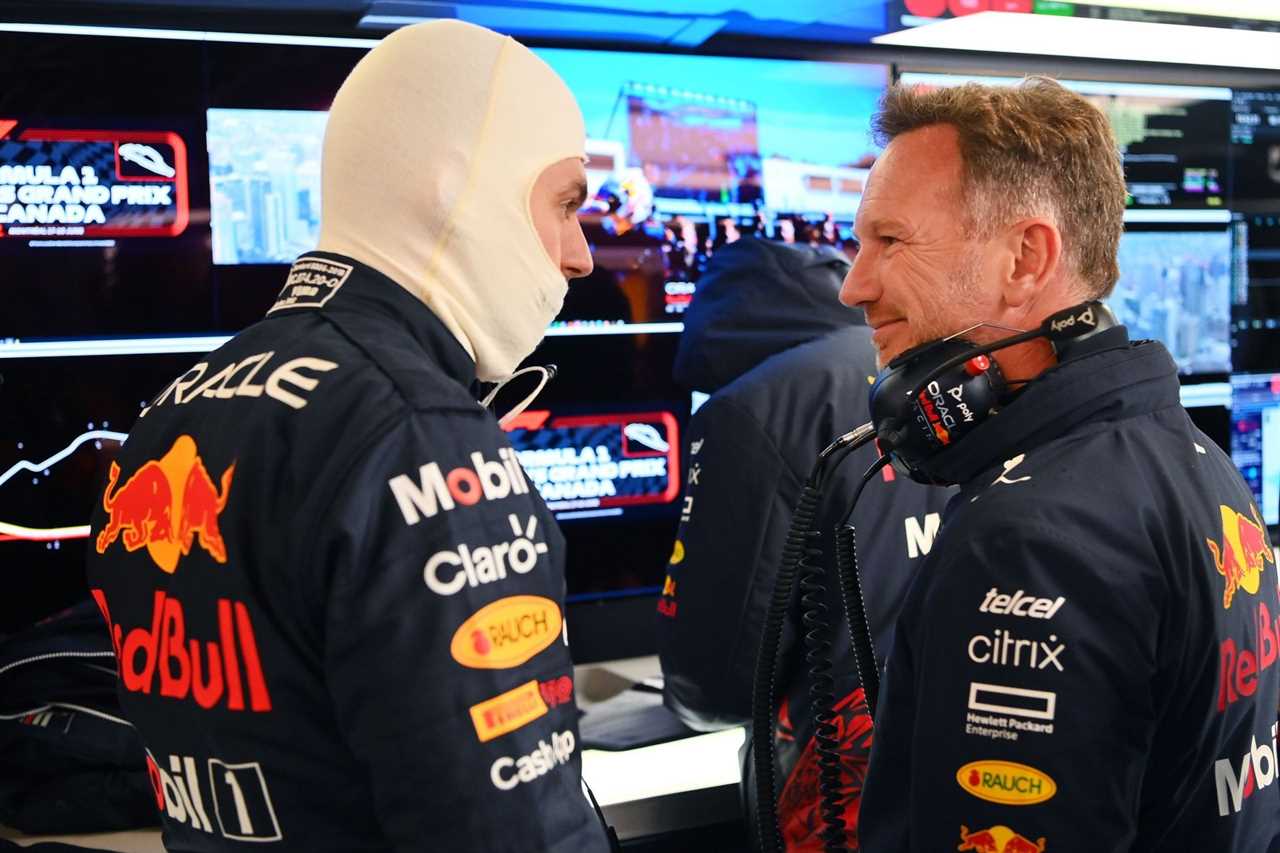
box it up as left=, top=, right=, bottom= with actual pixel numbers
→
left=276, top=251, right=478, bottom=388
left=923, top=326, right=1181, bottom=486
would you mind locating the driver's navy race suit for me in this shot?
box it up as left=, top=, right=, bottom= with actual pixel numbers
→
left=85, top=254, right=612, bottom=852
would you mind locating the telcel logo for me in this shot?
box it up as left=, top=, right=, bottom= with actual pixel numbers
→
left=450, top=595, right=562, bottom=669
left=424, top=514, right=548, bottom=596
left=956, top=760, right=1056, bottom=806
left=979, top=588, right=1066, bottom=619
left=490, top=730, right=576, bottom=791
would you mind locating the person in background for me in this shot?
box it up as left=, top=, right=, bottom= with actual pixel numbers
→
left=656, top=235, right=952, bottom=850
left=850, top=78, right=1279, bottom=853
left=85, top=20, right=613, bottom=851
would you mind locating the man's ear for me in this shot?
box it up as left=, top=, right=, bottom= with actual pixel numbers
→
left=1001, top=217, right=1062, bottom=309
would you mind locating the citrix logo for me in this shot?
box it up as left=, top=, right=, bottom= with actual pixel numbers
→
left=490, top=730, right=576, bottom=791
left=968, top=629, right=1065, bottom=671
left=424, top=514, right=548, bottom=596
left=389, top=448, right=531, bottom=525
left=1215, top=721, right=1277, bottom=817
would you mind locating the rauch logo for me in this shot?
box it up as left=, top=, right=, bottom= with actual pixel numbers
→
left=450, top=595, right=562, bottom=670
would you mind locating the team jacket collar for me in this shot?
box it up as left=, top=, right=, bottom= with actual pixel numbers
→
left=274, top=251, right=478, bottom=388
left=925, top=327, right=1181, bottom=486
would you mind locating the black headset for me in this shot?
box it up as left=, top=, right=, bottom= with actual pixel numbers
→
left=869, top=301, right=1119, bottom=484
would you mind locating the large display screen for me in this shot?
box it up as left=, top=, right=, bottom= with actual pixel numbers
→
left=0, top=353, right=200, bottom=630
left=207, top=109, right=325, bottom=265
left=897, top=72, right=1233, bottom=211
left=1110, top=226, right=1233, bottom=374
left=208, top=50, right=887, bottom=326
left=892, top=1, right=1280, bottom=33
left=1230, top=89, right=1280, bottom=208
left=896, top=71, right=1241, bottom=375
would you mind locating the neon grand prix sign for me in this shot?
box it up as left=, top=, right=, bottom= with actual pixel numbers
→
left=0, top=120, right=189, bottom=238
left=504, top=410, right=680, bottom=512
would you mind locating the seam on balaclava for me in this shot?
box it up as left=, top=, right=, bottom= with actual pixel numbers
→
left=419, top=37, right=511, bottom=294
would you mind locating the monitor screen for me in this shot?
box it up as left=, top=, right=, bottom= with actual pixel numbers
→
left=1231, top=211, right=1280, bottom=374
left=1231, top=372, right=1280, bottom=528
left=0, top=32, right=219, bottom=354
left=1230, top=89, right=1280, bottom=209
left=896, top=71, right=1239, bottom=375
left=0, top=116, right=217, bottom=347
left=0, top=352, right=199, bottom=630
left=1229, top=91, right=1280, bottom=375
left=207, top=109, right=326, bottom=265
left=2, top=29, right=891, bottom=633
left=1111, top=226, right=1234, bottom=374
left=896, top=72, right=1233, bottom=212
left=208, top=50, right=888, bottom=327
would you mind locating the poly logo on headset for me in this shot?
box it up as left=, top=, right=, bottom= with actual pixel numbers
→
left=1049, top=304, right=1096, bottom=335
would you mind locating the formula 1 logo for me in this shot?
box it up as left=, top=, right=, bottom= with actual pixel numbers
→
left=95, top=435, right=234, bottom=573
left=1206, top=503, right=1274, bottom=610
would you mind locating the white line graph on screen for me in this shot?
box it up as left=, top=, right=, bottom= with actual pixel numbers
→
left=0, top=429, right=128, bottom=543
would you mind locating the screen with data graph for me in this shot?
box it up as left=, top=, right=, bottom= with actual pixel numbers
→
left=0, top=354, right=199, bottom=630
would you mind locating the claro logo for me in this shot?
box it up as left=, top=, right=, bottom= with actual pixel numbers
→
left=450, top=595, right=562, bottom=670
left=424, top=515, right=548, bottom=596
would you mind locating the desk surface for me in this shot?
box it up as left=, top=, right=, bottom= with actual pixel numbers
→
left=2, top=657, right=744, bottom=849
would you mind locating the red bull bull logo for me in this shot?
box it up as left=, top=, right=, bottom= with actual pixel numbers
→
left=1206, top=503, right=1274, bottom=610
left=95, top=435, right=235, bottom=573
left=958, top=824, right=1046, bottom=853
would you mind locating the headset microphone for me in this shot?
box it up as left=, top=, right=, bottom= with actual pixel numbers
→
left=870, top=301, right=1117, bottom=484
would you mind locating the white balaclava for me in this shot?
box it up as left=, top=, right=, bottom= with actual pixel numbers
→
left=316, top=20, right=585, bottom=381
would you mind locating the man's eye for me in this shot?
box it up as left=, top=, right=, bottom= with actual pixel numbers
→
left=881, top=235, right=899, bottom=246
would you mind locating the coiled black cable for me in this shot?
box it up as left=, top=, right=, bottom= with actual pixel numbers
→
left=752, top=483, right=821, bottom=853
left=751, top=424, right=875, bottom=853
left=798, top=524, right=851, bottom=853
left=834, top=456, right=892, bottom=724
